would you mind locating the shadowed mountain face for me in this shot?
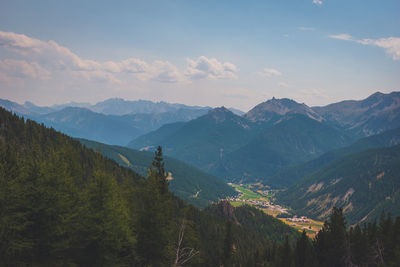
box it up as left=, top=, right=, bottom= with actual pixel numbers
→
left=129, top=105, right=353, bottom=183
left=130, top=107, right=260, bottom=171
left=270, top=127, right=400, bottom=187
left=212, top=114, right=352, bottom=182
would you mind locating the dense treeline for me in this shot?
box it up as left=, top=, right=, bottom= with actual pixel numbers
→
left=274, top=207, right=400, bottom=267
left=1, top=107, right=399, bottom=266
left=0, top=107, right=295, bottom=266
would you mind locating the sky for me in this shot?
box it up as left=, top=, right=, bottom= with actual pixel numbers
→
left=0, top=0, right=399, bottom=112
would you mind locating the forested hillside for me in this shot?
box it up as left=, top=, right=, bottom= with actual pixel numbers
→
left=0, top=107, right=300, bottom=266
left=271, top=127, right=400, bottom=187
left=213, top=114, right=352, bottom=182
left=130, top=108, right=352, bottom=183
left=78, top=138, right=236, bottom=207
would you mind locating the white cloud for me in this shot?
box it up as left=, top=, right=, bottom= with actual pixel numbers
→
left=299, top=27, right=315, bottom=31
left=358, top=37, right=400, bottom=60
left=0, top=30, right=185, bottom=83
left=0, top=59, right=50, bottom=80
left=184, top=56, right=238, bottom=80
left=313, top=0, right=323, bottom=5
left=330, top=33, right=400, bottom=60
left=258, top=67, right=282, bottom=77
left=147, top=61, right=185, bottom=83
left=329, top=33, right=354, bottom=41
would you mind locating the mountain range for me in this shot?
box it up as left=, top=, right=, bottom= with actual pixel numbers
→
left=0, top=98, right=245, bottom=146
left=313, top=91, right=400, bottom=137
left=128, top=91, right=400, bottom=184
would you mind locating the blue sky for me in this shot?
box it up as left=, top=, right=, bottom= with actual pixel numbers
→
left=0, top=0, right=399, bottom=111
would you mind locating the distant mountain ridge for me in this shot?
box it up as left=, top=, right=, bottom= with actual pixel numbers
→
left=245, top=97, right=324, bottom=122
left=0, top=98, right=214, bottom=145
left=313, top=91, right=400, bottom=136
left=27, top=106, right=210, bottom=146
left=0, top=97, right=245, bottom=116
left=0, top=98, right=245, bottom=145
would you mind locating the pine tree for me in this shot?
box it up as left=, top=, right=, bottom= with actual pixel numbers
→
left=314, top=207, right=348, bottom=267
left=279, top=235, right=293, bottom=267
left=295, top=230, right=314, bottom=267
left=149, top=146, right=169, bottom=195
left=136, top=146, right=174, bottom=266
left=222, top=220, right=233, bottom=266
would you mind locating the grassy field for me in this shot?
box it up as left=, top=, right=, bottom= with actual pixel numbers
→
left=279, top=218, right=324, bottom=238
left=229, top=183, right=324, bottom=238
left=230, top=201, right=247, bottom=207
left=235, top=185, right=261, bottom=199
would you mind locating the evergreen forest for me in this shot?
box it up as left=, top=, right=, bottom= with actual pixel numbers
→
left=1, top=107, right=400, bottom=266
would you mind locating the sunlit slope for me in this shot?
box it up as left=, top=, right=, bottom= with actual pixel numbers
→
left=278, top=145, right=400, bottom=225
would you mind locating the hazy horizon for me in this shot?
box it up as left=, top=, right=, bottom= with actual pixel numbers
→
left=2, top=90, right=399, bottom=114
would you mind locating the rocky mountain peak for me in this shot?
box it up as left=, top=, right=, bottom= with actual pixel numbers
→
left=207, top=106, right=233, bottom=123
left=245, top=97, right=323, bottom=122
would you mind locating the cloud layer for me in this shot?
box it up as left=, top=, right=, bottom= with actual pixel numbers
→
left=313, top=0, right=323, bottom=6
left=330, top=33, right=400, bottom=60
left=0, top=31, right=238, bottom=85
left=185, top=56, right=238, bottom=80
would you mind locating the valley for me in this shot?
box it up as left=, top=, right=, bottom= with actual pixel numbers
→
left=226, top=183, right=324, bottom=237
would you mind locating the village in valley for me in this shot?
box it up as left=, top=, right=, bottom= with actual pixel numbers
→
left=226, top=183, right=324, bottom=237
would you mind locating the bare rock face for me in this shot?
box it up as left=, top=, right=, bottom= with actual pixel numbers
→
left=213, top=200, right=240, bottom=225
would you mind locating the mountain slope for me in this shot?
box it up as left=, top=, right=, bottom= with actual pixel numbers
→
left=213, top=114, right=352, bottom=182
left=130, top=107, right=352, bottom=184
left=271, top=127, right=400, bottom=187
left=78, top=138, right=236, bottom=207
left=278, top=145, right=400, bottom=225
left=313, top=91, right=400, bottom=137
left=129, top=107, right=259, bottom=171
